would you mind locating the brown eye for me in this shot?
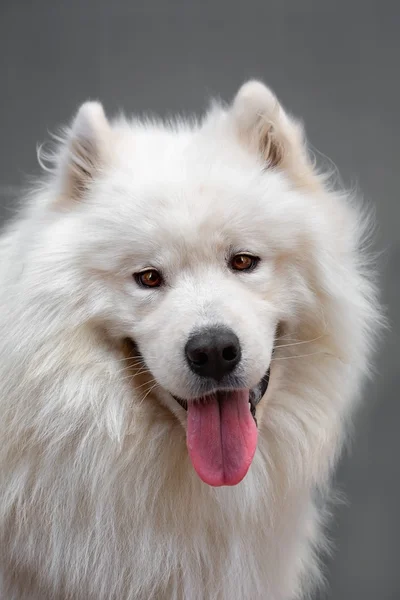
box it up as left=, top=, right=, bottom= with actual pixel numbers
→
left=230, top=254, right=259, bottom=272
left=135, top=269, right=163, bottom=288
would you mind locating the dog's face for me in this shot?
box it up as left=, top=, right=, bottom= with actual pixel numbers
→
left=50, top=82, right=325, bottom=486
left=105, top=171, right=283, bottom=403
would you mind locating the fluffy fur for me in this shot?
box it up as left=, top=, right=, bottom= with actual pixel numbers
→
left=0, top=81, right=380, bottom=599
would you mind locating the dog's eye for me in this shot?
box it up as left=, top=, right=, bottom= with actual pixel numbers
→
left=135, top=269, right=163, bottom=288
left=230, top=254, right=260, bottom=272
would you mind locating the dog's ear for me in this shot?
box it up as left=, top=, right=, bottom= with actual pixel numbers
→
left=60, top=101, right=112, bottom=199
left=231, top=81, right=320, bottom=191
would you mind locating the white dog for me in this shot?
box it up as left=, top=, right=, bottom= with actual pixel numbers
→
left=0, top=81, right=380, bottom=599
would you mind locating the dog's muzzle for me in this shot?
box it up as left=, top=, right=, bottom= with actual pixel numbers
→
left=122, top=336, right=274, bottom=426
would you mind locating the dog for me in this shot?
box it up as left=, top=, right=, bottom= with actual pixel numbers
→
left=0, top=81, right=380, bottom=599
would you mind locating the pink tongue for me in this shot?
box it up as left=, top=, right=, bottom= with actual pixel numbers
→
left=186, top=390, right=257, bottom=486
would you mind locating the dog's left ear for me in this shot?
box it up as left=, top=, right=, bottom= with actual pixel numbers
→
left=231, top=81, right=320, bottom=191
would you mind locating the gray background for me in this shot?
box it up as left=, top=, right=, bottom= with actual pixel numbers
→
left=0, top=1, right=398, bottom=598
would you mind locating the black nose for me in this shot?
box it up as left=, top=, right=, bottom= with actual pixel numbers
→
left=185, top=326, right=241, bottom=380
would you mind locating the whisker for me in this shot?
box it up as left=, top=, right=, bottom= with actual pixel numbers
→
left=274, top=332, right=327, bottom=349
left=138, top=383, right=159, bottom=406
left=111, top=363, right=153, bottom=378
left=132, top=378, right=157, bottom=391
left=129, top=370, right=152, bottom=379
left=273, top=307, right=328, bottom=347
left=115, top=357, right=149, bottom=365
left=117, top=373, right=155, bottom=386
left=271, top=350, right=333, bottom=361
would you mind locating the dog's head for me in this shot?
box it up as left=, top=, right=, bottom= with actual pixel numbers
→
left=43, top=82, right=353, bottom=486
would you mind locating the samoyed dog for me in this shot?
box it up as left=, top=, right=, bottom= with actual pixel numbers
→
left=0, top=81, right=380, bottom=599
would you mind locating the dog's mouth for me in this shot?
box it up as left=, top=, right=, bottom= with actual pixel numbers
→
left=171, top=369, right=271, bottom=487
left=172, top=368, right=271, bottom=423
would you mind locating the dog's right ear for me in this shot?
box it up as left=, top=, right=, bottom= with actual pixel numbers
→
left=59, top=101, right=112, bottom=200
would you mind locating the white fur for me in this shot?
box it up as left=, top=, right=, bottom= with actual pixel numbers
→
left=0, top=81, right=381, bottom=599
